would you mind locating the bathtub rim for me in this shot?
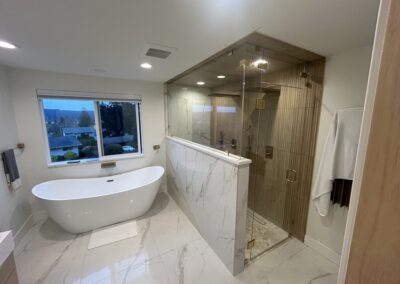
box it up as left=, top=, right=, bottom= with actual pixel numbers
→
left=32, top=165, right=164, bottom=202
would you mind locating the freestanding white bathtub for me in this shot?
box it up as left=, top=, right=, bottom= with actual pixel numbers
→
left=32, top=166, right=164, bottom=233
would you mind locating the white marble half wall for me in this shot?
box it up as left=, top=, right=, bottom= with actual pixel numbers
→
left=166, top=136, right=250, bottom=275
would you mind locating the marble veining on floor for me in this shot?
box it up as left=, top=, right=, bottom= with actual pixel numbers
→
left=245, top=209, right=289, bottom=260
left=15, top=192, right=338, bottom=284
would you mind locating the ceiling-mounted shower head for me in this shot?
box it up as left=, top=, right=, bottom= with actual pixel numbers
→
left=300, top=64, right=309, bottom=78
left=257, top=62, right=269, bottom=70
left=249, top=45, right=269, bottom=70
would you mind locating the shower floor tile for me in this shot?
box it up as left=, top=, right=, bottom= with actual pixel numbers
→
left=245, top=209, right=289, bottom=260
left=15, top=192, right=337, bottom=284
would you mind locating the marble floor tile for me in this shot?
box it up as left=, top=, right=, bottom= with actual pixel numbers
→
left=80, top=219, right=160, bottom=283
left=15, top=192, right=338, bottom=284
left=259, top=244, right=338, bottom=284
left=14, top=217, right=76, bottom=256
left=16, top=231, right=87, bottom=284
left=148, top=203, right=202, bottom=255
left=160, top=238, right=235, bottom=284
left=81, top=256, right=171, bottom=284
left=237, top=239, right=305, bottom=284
left=120, top=256, right=171, bottom=284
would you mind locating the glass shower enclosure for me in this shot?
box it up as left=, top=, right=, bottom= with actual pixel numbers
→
left=166, top=32, right=325, bottom=263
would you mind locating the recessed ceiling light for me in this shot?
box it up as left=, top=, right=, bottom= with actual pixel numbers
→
left=140, top=62, right=152, bottom=69
left=197, top=81, right=205, bottom=86
left=217, top=75, right=226, bottom=79
left=251, top=58, right=268, bottom=68
left=0, top=40, right=17, bottom=49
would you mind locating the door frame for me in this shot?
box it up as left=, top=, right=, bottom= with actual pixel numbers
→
left=337, top=0, right=390, bottom=282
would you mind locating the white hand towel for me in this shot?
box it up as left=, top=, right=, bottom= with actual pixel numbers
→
left=312, top=108, right=363, bottom=216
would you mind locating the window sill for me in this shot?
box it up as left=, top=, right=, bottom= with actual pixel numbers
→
left=46, top=153, right=145, bottom=168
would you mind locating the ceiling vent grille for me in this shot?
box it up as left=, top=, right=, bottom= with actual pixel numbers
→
left=145, top=48, right=171, bottom=59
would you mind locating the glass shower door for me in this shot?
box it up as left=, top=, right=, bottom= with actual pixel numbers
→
left=245, top=88, right=290, bottom=261
left=245, top=91, right=263, bottom=261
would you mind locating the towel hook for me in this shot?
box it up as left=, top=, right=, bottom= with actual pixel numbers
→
left=14, top=143, right=25, bottom=150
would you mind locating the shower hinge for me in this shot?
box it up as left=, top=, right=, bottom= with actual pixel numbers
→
left=247, top=239, right=256, bottom=249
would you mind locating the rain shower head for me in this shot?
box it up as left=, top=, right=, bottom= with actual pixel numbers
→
left=300, top=64, right=310, bottom=78
left=257, top=62, right=269, bottom=70
left=250, top=58, right=269, bottom=70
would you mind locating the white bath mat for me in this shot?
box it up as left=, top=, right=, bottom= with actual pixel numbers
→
left=88, top=220, right=138, bottom=249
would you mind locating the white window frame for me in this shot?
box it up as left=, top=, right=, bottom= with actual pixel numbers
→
left=37, top=91, right=144, bottom=167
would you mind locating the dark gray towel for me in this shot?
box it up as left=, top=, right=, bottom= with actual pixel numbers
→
left=2, top=149, right=20, bottom=182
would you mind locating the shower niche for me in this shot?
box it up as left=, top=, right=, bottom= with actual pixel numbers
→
left=166, top=32, right=325, bottom=264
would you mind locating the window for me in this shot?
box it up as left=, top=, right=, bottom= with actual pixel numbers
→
left=39, top=95, right=142, bottom=166
left=99, top=101, right=141, bottom=156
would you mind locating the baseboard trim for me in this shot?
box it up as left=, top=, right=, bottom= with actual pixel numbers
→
left=13, top=214, right=34, bottom=246
left=304, top=235, right=341, bottom=265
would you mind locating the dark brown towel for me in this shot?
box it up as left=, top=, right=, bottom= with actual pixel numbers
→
left=331, top=179, right=352, bottom=207
left=1, top=149, right=20, bottom=182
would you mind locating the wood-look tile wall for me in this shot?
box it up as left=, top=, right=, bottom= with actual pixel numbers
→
left=178, top=60, right=325, bottom=241
left=245, top=61, right=325, bottom=241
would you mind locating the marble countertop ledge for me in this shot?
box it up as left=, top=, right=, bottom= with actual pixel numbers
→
left=0, top=231, right=14, bottom=266
left=166, top=136, right=252, bottom=167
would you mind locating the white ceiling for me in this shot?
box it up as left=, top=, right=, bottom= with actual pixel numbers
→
left=0, top=0, right=379, bottom=82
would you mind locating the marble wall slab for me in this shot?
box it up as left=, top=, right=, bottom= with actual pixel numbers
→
left=166, top=137, right=250, bottom=275
left=210, top=96, right=242, bottom=153
left=167, top=84, right=212, bottom=146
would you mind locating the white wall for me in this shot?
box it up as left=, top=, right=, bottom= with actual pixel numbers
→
left=306, top=45, right=373, bottom=260
left=0, top=66, right=31, bottom=235
left=8, top=68, right=165, bottom=212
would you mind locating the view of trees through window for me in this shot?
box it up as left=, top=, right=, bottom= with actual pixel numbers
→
left=99, top=101, right=139, bottom=156
left=41, top=98, right=141, bottom=164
